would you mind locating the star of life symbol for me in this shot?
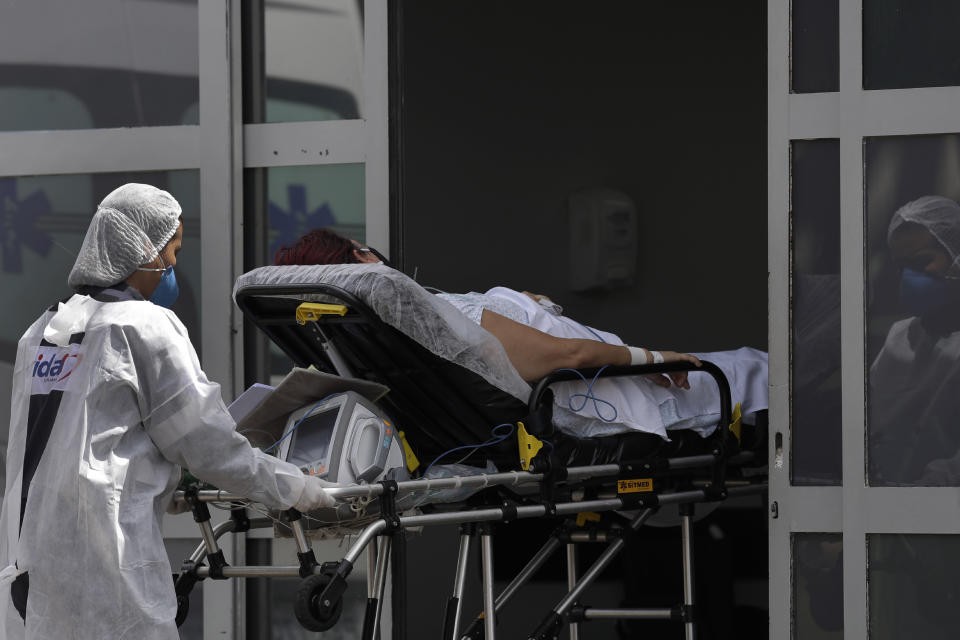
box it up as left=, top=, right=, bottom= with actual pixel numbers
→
left=0, top=178, right=53, bottom=273
left=269, top=184, right=336, bottom=259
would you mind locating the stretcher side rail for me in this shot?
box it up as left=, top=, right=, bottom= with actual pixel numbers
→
left=172, top=444, right=751, bottom=507
left=528, top=360, right=737, bottom=502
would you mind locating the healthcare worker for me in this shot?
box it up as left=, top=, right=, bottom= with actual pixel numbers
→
left=0, top=184, right=336, bottom=639
left=869, top=195, right=960, bottom=485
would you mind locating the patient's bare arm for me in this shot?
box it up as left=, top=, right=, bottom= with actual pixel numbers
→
left=479, top=310, right=699, bottom=386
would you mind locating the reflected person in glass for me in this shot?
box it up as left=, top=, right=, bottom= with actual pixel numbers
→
left=870, top=196, right=960, bottom=485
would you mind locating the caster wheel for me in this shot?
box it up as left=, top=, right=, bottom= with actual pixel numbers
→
left=175, top=594, right=189, bottom=628
left=294, top=573, right=344, bottom=632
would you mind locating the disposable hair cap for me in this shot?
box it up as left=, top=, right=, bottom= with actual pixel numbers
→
left=888, top=195, right=960, bottom=278
left=68, top=183, right=182, bottom=289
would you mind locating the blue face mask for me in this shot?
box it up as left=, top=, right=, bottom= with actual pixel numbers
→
left=899, top=268, right=951, bottom=316
left=149, top=266, right=179, bottom=308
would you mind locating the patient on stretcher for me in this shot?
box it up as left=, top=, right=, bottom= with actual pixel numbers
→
left=268, top=229, right=768, bottom=440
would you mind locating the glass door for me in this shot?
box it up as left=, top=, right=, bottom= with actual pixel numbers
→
left=769, top=1, right=960, bottom=637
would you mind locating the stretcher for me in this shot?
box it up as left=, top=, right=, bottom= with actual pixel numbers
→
left=171, top=265, right=768, bottom=639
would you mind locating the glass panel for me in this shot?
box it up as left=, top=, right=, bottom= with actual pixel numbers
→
left=869, top=534, right=960, bottom=639
left=165, top=538, right=203, bottom=639
left=865, top=134, right=960, bottom=486
left=0, top=170, right=201, bottom=494
left=793, top=533, right=843, bottom=639
left=0, top=0, right=199, bottom=131
left=266, top=164, right=366, bottom=260
left=791, top=0, right=839, bottom=93
left=243, top=164, right=365, bottom=384
left=244, top=0, right=364, bottom=124
left=863, top=0, right=960, bottom=90
left=790, top=140, right=842, bottom=485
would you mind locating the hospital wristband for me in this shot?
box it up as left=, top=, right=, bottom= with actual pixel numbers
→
left=651, top=350, right=665, bottom=364
left=627, top=346, right=649, bottom=365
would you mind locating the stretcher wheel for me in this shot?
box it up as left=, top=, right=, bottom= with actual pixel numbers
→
left=175, top=594, right=189, bottom=628
left=294, top=573, right=343, bottom=631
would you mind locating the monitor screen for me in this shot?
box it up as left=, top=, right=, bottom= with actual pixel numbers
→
left=287, top=406, right=339, bottom=469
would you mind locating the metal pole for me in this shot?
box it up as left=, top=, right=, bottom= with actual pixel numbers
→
left=681, top=504, right=696, bottom=640
left=448, top=530, right=472, bottom=640
left=481, top=526, right=496, bottom=640
left=583, top=608, right=674, bottom=620
left=367, top=538, right=379, bottom=599
left=567, top=543, right=579, bottom=640
left=372, top=536, right=392, bottom=637
left=496, top=536, right=561, bottom=608
left=290, top=516, right=311, bottom=554
left=552, top=509, right=655, bottom=616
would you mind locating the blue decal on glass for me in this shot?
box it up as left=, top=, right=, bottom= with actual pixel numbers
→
left=0, top=178, right=53, bottom=273
left=268, top=184, right=336, bottom=259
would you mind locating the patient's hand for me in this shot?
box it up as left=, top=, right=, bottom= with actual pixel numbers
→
left=647, top=351, right=701, bottom=390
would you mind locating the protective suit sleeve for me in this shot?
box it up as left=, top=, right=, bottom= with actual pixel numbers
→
left=121, top=308, right=307, bottom=510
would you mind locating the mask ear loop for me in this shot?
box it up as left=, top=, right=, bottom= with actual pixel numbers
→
left=136, top=240, right=168, bottom=273
left=136, top=258, right=168, bottom=273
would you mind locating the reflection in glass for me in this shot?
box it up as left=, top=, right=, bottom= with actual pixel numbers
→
left=791, top=0, right=839, bottom=93
left=0, top=171, right=201, bottom=494
left=793, top=533, right=843, bottom=639
left=0, top=0, right=199, bottom=131
left=865, top=135, right=960, bottom=486
left=243, top=164, right=366, bottom=384
left=864, top=0, right=960, bottom=90
left=244, top=0, right=364, bottom=124
left=869, top=534, right=960, bottom=639
left=791, top=140, right=841, bottom=485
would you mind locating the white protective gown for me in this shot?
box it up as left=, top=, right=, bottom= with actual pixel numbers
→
left=0, top=285, right=307, bottom=639
left=869, top=313, right=960, bottom=484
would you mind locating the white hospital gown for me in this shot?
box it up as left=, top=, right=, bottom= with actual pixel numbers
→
left=438, top=287, right=768, bottom=439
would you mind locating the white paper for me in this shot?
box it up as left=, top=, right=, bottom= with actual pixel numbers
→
left=227, top=382, right=275, bottom=423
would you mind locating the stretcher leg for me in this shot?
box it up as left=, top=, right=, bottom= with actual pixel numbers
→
left=443, top=524, right=473, bottom=640
left=374, top=537, right=392, bottom=635
left=566, top=543, right=579, bottom=640
left=680, top=503, right=696, bottom=640
left=480, top=523, right=497, bottom=640
left=360, top=536, right=391, bottom=640
left=362, top=540, right=380, bottom=640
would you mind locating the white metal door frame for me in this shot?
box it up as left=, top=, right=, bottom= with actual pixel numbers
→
left=769, top=1, right=960, bottom=638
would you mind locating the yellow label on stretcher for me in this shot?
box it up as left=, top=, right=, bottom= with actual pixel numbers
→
left=516, top=422, right=543, bottom=471
left=397, top=430, right=420, bottom=473
left=295, top=302, right=348, bottom=325
left=728, top=402, right=743, bottom=444
left=618, top=478, right=654, bottom=493
left=576, top=512, right=601, bottom=527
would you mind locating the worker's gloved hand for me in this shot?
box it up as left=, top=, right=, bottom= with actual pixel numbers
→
left=165, top=494, right=192, bottom=515
left=294, top=475, right=340, bottom=512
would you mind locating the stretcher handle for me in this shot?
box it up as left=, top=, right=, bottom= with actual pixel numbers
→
left=528, top=360, right=733, bottom=443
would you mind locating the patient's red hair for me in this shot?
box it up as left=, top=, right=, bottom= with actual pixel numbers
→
left=273, top=228, right=358, bottom=266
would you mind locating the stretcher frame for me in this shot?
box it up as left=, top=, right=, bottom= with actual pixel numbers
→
left=170, top=278, right=768, bottom=639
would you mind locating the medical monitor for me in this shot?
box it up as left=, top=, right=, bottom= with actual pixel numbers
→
left=286, top=406, right=339, bottom=473
left=278, top=391, right=403, bottom=484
